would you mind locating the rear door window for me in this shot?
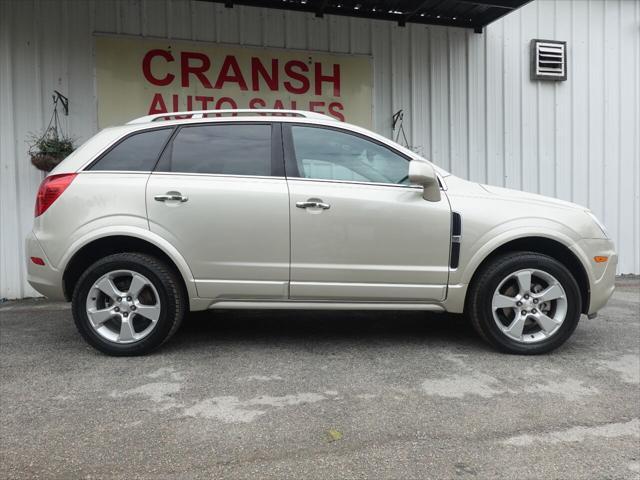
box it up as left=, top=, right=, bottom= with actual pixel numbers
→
left=89, top=128, right=172, bottom=171
left=157, top=124, right=272, bottom=176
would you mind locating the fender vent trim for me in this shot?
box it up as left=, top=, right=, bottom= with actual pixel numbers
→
left=450, top=212, right=462, bottom=269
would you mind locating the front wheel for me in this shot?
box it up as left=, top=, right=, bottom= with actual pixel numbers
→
left=467, top=252, right=582, bottom=354
left=72, top=253, right=186, bottom=356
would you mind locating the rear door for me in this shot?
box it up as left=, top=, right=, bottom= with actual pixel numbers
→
left=146, top=122, right=290, bottom=301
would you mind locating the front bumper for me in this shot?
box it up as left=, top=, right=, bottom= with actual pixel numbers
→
left=571, top=238, right=617, bottom=315
left=25, top=231, right=65, bottom=300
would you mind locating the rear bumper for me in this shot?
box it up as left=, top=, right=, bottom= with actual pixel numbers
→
left=25, top=231, right=65, bottom=300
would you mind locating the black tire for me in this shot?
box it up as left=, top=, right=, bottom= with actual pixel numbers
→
left=72, top=253, right=186, bottom=356
left=467, top=252, right=582, bottom=355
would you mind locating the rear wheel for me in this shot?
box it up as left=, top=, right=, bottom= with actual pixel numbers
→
left=72, top=253, right=186, bottom=356
left=467, top=252, right=582, bottom=354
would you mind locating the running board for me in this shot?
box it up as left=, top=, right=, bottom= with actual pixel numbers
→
left=208, top=301, right=446, bottom=311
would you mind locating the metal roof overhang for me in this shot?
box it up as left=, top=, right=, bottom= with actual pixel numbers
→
left=198, top=0, right=532, bottom=33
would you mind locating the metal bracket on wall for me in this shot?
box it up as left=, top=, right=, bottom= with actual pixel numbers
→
left=392, top=109, right=409, bottom=148
left=53, top=90, right=69, bottom=116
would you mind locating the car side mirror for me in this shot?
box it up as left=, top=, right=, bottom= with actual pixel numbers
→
left=408, top=160, right=441, bottom=202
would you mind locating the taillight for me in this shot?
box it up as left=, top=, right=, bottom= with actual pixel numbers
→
left=34, top=173, right=77, bottom=217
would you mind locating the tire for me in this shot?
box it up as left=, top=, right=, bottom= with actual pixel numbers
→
left=467, top=252, right=582, bottom=355
left=72, top=253, right=186, bottom=356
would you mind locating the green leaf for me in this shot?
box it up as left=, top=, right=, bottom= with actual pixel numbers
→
left=326, top=429, right=343, bottom=442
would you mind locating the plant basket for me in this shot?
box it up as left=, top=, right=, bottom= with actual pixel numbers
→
left=28, top=91, right=74, bottom=172
left=28, top=133, right=74, bottom=172
left=30, top=152, right=65, bottom=172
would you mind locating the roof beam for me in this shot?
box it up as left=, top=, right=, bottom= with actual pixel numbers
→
left=472, top=0, right=533, bottom=27
left=194, top=0, right=531, bottom=30
left=315, top=0, right=329, bottom=18
left=454, top=0, right=522, bottom=9
left=400, top=0, right=442, bottom=27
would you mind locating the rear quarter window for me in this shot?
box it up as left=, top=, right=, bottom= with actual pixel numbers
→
left=89, top=128, right=172, bottom=171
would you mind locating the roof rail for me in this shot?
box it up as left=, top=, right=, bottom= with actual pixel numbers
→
left=127, top=109, right=337, bottom=125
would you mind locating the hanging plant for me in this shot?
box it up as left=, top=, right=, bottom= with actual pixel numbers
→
left=28, top=91, right=75, bottom=172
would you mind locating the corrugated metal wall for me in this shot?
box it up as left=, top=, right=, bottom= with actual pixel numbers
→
left=1, top=0, right=639, bottom=299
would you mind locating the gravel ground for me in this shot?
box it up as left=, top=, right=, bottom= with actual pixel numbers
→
left=1, top=279, right=638, bottom=479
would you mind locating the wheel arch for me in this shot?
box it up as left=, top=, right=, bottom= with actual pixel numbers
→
left=465, top=236, right=591, bottom=314
left=62, top=233, right=196, bottom=303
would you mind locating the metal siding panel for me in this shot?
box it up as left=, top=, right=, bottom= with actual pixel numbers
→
left=239, top=7, right=263, bottom=46
left=467, top=28, right=486, bottom=183
left=371, top=21, right=392, bottom=138
left=141, top=0, right=168, bottom=37
left=284, top=11, right=308, bottom=50
left=329, top=16, right=350, bottom=53
left=38, top=0, right=70, bottom=125
left=307, top=15, right=329, bottom=52
left=553, top=0, right=572, bottom=201
left=429, top=27, right=450, bottom=171
left=587, top=0, right=606, bottom=221
left=502, top=10, right=521, bottom=190
left=449, top=28, right=468, bottom=178
left=119, top=0, right=142, bottom=35
left=391, top=24, right=412, bottom=148
left=570, top=0, right=590, bottom=208
left=519, top=2, right=539, bottom=193
left=0, top=0, right=20, bottom=299
left=618, top=0, right=640, bottom=274
left=633, top=0, right=640, bottom=274
left=602, top=0, right=621, bottom=260
left=349, top=18, right=371, bottom=55
left=537, top=0, right=557, bottom=197
left=169, top=0, right=192, bottom=39
left=67, top=0, right=98, bottom=144
left=215, top=3, right=239, bottom=44
left=7, top=0, right=42, bottom=298
left=262, top=9, right=285, bottom=48
left=95, top=0, right=120, bottom=32
left=485, top=20, right=504, bottom=186
left=192, top=0, right=217, bottom=42
left=410, top=25, right=431, bottom=159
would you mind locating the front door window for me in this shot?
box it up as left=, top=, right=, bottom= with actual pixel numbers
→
left=288, top=125, right=410, bottom=185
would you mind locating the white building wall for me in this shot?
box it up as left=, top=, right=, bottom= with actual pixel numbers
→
left=1, top=0, right=639, bottom=299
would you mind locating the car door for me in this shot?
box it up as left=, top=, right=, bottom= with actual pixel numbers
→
left=146, top=122, right=290, bottom=300
left=283, top=123, right=451, bottom=302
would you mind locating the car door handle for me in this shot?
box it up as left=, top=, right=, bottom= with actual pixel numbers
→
left=154, top=193, right=188, bottom=203
left=296, top=200, right=330, bottom=210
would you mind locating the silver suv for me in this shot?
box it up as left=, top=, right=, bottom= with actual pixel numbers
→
left=26, top=109, right=617, bottom=356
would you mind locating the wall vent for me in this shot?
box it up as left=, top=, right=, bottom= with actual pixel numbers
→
left=530, top=39, right=567, bottom=81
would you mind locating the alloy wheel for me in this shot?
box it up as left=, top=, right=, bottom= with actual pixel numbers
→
left=85, top=270, right=161, bottom=344
left=491, top=268, right=568, bottom=344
